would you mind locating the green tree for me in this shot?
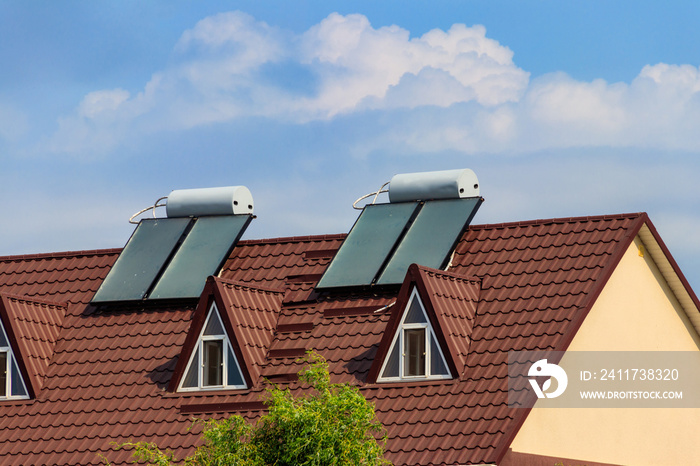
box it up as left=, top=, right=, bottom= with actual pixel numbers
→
left=118, top=352, right=390, bottom=466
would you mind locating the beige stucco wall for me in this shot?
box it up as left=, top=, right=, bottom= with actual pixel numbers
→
left=509, top=236, right=700, bottom=465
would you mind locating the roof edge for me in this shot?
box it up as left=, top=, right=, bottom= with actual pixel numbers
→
left=238, top=233, right=347, bottom=246
left=0, top=248, right=122, bottom=263
left=467, top=212, right=646, bottom=231
left=638, top=219, right=700, bottom=334
left=0, top=214, right=646, bottom=262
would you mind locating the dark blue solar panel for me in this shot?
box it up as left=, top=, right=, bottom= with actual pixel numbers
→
left=148, top=215, right=251, bottom=299
left=376, top=198, right=481, bottom=285
left=316, top=202, right=419, bottom=288
left=91, top=218, right=191, bottom=303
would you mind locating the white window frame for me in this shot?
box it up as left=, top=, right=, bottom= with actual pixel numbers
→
left=377, top=288, right=452, bottom=382
left=177, top=302, right=247, bottom=392
left=0, top=323, right=29, bottom=400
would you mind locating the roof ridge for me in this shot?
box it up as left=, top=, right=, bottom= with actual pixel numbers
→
left=0, top=214, right=643, bottom=260
left=468, top=212, right=645, bottom=231
left=238, top=233, right=346, bottom=246
left=0, top=248, right=122, bottom=262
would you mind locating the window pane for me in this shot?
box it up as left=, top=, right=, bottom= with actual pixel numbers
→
left=404, top=297, right=427, bottom=324
left=381, top=338, right=401, bottom=379
left=10, top=357, right=26, bottom=397
left=227, top=346, right=245, bottom=386
left=0, top=352, right=6, bottom=397
left=403, top=329, right=426, bottom=377
left=0, top=328, right=7, bottom=348
left=203, top=311, right=225, bottom=336
left=203, top=341, right=223, bottom=386
left=182, top=347, right=199, bottom=388
left=430, top=336, right=450, bottom=376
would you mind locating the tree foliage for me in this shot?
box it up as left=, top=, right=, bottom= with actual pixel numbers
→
left=118, top=352, right=390, bottom=465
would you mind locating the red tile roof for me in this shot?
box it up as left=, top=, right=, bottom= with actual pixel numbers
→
left=0, top=212, right=686, bottom=465
left=0, top=249, right=120, bottom=306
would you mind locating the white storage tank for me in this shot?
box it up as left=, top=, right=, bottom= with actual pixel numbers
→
left=388, top=169, right=480, bottom=203
left=166, top=186, right=254, bottom=217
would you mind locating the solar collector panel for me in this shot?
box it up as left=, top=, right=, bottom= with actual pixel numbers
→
left=148, top=215, right=252, bottom=300
left=376, top=198, right=481, bottom=285
left=91, top=218, right=192, bottom=303
left=316, top=202, right=419, bottom=289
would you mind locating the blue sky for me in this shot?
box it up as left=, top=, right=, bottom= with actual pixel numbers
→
left=2, top=1, right=700, bottom=291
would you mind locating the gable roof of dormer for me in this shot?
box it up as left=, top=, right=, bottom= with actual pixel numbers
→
left=413, top=266, right=480, bottom=379
left=0, top=293, right=67, bottom=396
left=367, top=264, right=480, bottom=383
left=169, top=277, right=283, bottom=391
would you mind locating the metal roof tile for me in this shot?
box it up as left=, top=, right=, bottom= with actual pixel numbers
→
left=0, top=213, right=650, bottom=465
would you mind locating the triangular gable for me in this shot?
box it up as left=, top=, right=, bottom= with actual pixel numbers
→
left=178, top=301, right=247, bottom=390
left=169, top=277, right=283, bottom=391
left=0, top=293, right=67, bottom=398
left=368, top=264, right=480, bottom=383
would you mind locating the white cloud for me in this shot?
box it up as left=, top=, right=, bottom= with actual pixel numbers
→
left=299, top=16, right=528, bottom=116
left=176, top=11, right=286, bottom=60
left=44, top=12, right=530, bottom=156
left=42, top=12, right=700, bottom=159
left=78, top=89, right=130, bottom=119
left=638, top=63, right=700, bottom=92
left=527, top=75, right=627, bottom=131
left=357, top=63, right=700, bottom=157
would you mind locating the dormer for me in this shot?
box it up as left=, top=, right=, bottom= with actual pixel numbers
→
left=0, top=294, right=67, bottom=400
left=179, top=301, right=246, bottom=391
left=377, top=287, right=451, bottom=381
left=169, top=277, right=283, bottom=392
left=368, top=265, right=480, bottom=384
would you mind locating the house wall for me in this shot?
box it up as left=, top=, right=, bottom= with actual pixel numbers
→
left=508, top=236, right=700, bottom=466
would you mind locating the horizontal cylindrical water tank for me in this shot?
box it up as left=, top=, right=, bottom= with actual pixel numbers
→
left=388, top=169, right=480, bottom=203
left=166, top=186, right=254, bottom=217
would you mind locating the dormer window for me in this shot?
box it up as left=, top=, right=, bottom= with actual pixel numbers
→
left=378, top=288, right=451, bottom=382
left=178, top=303, right=246, bottom=391
left=0, top=322, right=28, bottom=399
